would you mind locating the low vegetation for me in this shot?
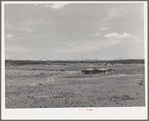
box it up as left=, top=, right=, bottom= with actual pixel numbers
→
left=5, top=61, right=145, bottom=108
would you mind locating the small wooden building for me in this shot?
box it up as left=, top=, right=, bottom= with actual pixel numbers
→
left=82, top=68, right=112, bottom=74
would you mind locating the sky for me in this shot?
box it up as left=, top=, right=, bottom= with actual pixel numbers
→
left=5, top=2, right=145, bottom=60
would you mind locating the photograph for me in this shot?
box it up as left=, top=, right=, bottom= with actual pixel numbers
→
left=1, top=1, right=148, bottom=120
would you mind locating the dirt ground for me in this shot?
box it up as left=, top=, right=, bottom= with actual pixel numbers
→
left=5, top=64, right=145, bottom=108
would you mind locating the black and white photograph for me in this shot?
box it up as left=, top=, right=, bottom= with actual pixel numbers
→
left=1, top=1, right=148, bottom=120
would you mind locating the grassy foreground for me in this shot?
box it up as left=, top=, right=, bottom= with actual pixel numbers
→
left=5, top=64, right=145, bottom=108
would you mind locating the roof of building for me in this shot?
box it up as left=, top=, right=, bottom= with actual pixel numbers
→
left=84, top=68, right=97, bottom=71
left=97, top=68, right=111, bottom=71
left=82, top=68, right=112, bottom=71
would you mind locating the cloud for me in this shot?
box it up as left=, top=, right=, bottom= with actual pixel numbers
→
left=6, top=47, right=25, bottom=51
left=132, top=36, right=137, bottom=39
left=45, top=4, right=51, bottom=7
left=26, top=21, right=39, bottom=25
left=6, top=46, right=31, bottom=54
left=90, top=33, right=100, bottom=37
left=6, top=21, right=38, bottom=33
left=6, top=34, right=14, bottom=38
left=100, top=27, right=109, bottom=31
left=105, top=33, right=136, bottom=39
left=5, top=54, right=14, bottom=59
left=79, top=20, right=87, bottom=24
left=40, top=35, right=47, bottom=37
left=55, top=40, right=120, bottom=54
left=120, top=33, right=132, bottom=39
left=6, top=24, right=26, bottom=32
left=68, top=44, right=74, bottom=47
left=45, top=3, right=68, bottom=9
left=105, top=33, right=120, bottom=38
left=26, top=29, right=34, bottom=33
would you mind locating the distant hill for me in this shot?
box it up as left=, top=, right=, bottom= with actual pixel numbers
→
left=5, top=59, right=144, bottom=66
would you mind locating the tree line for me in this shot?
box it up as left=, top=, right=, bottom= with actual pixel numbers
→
left=5, top=59, right=144, bottom=66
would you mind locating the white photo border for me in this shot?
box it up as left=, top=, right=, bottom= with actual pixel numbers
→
left=1, top=1, right=148, bottom=120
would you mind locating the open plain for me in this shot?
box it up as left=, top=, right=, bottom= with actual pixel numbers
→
left=5, top=63, right=145, bottom=108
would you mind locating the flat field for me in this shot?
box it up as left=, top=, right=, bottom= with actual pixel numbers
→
left=5, top=64, right=145, bottom=108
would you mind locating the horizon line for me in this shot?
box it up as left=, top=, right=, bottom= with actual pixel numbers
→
left=5, top=58, right=145, bottom=61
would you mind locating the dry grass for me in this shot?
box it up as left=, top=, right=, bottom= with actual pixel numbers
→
left=5, top=64, right=145, bottom=108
